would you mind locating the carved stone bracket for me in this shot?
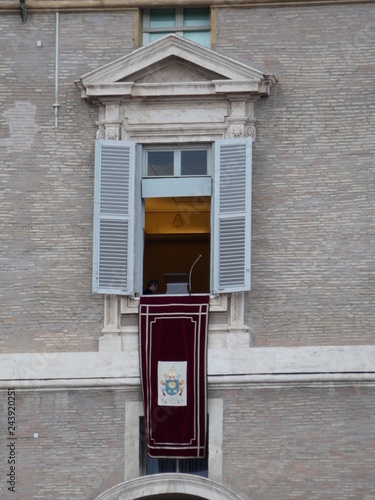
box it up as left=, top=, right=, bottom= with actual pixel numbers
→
left=246, top=125, right=257, bottom=141
left=226, top=98, right=256, bottom=140
left=105, top=124, right=121, bottom=140
left=96, top=125, right=105, bottom=140
left=95, top=122, right=122, bottom=141
left=230, top=124, right=245, bottom=138
left=99, top=295, right=122, bottom=352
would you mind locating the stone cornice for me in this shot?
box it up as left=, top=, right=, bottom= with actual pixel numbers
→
left=76, top=34, right=276, bottom=105
left=1, top=0, right=374, bottom=13
left=79, top=34, right=270, bottom=84
left=1, top=346, right=374, bottom=389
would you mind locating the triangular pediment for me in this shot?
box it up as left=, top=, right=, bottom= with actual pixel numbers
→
left=77, top=34, right=276, bottom=99
left=119, top=56, right=225, bottom=84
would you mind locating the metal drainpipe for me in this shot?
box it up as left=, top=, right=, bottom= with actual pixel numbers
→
left=20, top=0, right=27, bottom=22
left=54, top=12, right=60, bottom=128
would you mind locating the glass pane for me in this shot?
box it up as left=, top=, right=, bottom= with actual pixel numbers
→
left=179, top=457, right=208, bottom=477
left=147, top=151, right=174, bottom=176
left=181, top=150, right=207, bottom=176
left=150, top=9, right=176, bottom=28
left=146, top=456, right=176, bottom=474
left=184, top=31, right=211, bottom=48
left=184, top=8, right=210, bottom=26
left=149, top=32, right=171, bottom=42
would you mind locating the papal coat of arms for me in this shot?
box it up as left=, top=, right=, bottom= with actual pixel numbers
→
left=158, top=362, right=187, bottom=406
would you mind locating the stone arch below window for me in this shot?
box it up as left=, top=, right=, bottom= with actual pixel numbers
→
left=95, top=474, right=244, bottom=500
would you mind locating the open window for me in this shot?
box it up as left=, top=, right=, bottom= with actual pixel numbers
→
left=78, top=35, right=276, bottom=300
left=93, top=138, right=252, bottom=296
left=143, top=197, right=211, bottom=295
left=142, top=144, right=211, bottom=294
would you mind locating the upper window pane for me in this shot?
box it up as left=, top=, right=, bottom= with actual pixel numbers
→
left=144, top=146, right=210, bottom=178
left=150, top=8, right=176, bottom=28
left=147, top=151, right=174, bottom=176
left=183, top=8, right=210, bottom=27
left=181, top=150, right=207, bottom=176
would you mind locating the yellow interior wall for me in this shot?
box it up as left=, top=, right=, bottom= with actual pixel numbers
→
left=143, top=197, right=211, bottom=294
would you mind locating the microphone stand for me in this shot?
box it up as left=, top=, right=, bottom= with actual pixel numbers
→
left=189, top=255, right=202, bottom=295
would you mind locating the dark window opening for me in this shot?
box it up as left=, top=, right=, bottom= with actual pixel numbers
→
left=143, top=197, right=210, bottom=295
left=139, top=417, right=209, bottom=477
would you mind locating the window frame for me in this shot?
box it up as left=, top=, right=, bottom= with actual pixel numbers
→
left=93, top=138, right=252, bottom=297
left=139, top=416, right=209, bottom=477
left=124, top=399, right=223, bottom=481
left=143, top=143, right=212, bottom=178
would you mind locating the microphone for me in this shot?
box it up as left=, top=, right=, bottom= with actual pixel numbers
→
left=189, top=255, right=202, bottom=294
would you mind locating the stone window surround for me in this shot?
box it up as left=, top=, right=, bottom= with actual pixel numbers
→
left=76, top=34, right=276, bottom=353
left=100, top=293, right=251, bottom=353
left=96, top=473, right=244, bottom=500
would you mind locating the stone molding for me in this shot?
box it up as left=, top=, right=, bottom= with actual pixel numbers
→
left=77, top=34, right=275, bottom=97
left=1, top=346, right=374, bottom=389
left=1, top=0, right=372, bottom=13
left=76, top=34, right=276, bottom=143
left=95, top=473, right=243, bottom=500
left=100, top=293, right=251, bottom=353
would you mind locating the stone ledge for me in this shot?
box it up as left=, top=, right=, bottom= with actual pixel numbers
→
left=0, top=346, right=374, bottom=387
left=1, top=0, right=372, bottom=13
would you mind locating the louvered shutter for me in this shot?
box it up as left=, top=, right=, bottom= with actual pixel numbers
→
left=93, top=140, right=136, bottom=295
left=213, top=138, right=252, bottom=293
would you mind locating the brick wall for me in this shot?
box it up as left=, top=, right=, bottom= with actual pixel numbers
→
left=216, top=4, right=375, bottom=346
left=0, top=388, right=135, bottom=499
left=1, top=386, right=374, bottom=498
left=0, top=12, right=135, bottom=352
left=219, top=384, right=375, bottom=499
left=0, top=4, right=374, bottom=352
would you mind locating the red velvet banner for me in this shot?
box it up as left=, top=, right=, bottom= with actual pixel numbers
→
left=139, top=295, right=209, bottom=458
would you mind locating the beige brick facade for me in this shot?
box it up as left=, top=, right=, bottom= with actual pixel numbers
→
left=1, top=1, right=374, bottom=498
left=1, top=386, right=375, bottom=498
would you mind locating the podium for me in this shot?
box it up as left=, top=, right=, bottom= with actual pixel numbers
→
left=164, top=273, right=189, bottom=295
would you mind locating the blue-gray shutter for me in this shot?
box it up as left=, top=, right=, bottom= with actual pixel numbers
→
left=93, top=140, right=136, bottom=295
left=213, top=138, right=252, bottom=293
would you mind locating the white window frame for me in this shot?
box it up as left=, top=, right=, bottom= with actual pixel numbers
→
left=143, top=144, right=212, bottom=178
left=141, top=144, right=212, bottom=199
left=142, top=7, right=211, bottom=48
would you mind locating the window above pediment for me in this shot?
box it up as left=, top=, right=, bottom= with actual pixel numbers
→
left=142, top=7, right=211, bottom=48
